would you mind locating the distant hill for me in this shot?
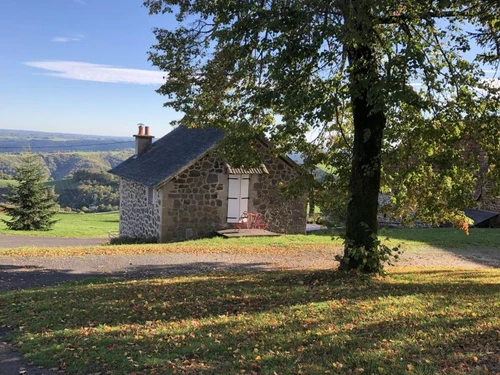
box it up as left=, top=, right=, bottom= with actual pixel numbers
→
left=47, top=170, right=120, bottom=212
left=0, top=129, right=135, bottom=210
left=0, top=150, right=132, bottom=180
left=0, top=128, right=135, bottom=153
left=0, top=150, right=132, bottom=210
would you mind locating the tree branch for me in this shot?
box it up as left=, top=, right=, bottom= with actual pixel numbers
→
left=378, top=8, right=477, bottom=25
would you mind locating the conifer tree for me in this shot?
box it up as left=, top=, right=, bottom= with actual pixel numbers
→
left=1, top=151, right=58, bottom=230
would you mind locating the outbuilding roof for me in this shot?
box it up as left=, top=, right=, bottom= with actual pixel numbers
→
left=464, top=208, right=499, bottom=227
left=109, top=126, right=225, bottom=188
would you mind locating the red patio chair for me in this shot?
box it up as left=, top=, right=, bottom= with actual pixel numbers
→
left=246, top=212, right=268, bottom=229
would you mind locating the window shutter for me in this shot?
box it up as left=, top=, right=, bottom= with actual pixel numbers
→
left=227, top=175, right=250, bottom=223
left=239, top=175, right=250, bottom=218
left=227, top=176, right=241, bottom=223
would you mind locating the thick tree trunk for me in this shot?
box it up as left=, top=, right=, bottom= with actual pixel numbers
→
left=340, top=44, right=386, bottom=272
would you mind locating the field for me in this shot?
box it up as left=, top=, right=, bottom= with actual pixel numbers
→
left=0, top=220, right=498, bottom=255
left=0, top=212, right=119, bottom=238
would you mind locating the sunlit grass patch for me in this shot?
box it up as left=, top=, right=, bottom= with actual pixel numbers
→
left=0, top=212, right=119, bottom=238
left=1, top=228, right=499, bottom=257
left=1, top=268, right=498, bottom=374
left=378, top=228, right=500, bottom=250
left=0, top=233, right=342, bottom=256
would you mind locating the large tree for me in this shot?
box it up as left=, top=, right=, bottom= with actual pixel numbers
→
left=1, top=151, right=58, bottom=231
left=144, top=0, right=499, bottom=273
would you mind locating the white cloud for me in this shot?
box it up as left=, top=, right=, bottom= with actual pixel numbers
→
left=482, top=78, right=500, bottom=89
left=51, top=34, right=84, bottom=43
left=73, top=0, right=86, bottom=4
left=473, top=79, right=500, bottom=97
left=24, top=60, right=167, bottom=85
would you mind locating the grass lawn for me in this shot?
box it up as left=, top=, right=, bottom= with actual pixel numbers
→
left=0, top=227, right=497, bottom=257
left=0, top=268, right=498, bottom=374
left=377, top=227, right=500, bottom=250
left=0, top=212, right=119, bottom=238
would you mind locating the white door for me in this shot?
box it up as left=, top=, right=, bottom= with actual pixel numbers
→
left=227, top=174, right=250, bottom=223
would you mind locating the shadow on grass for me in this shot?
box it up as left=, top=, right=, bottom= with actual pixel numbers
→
left=0, top=262, right=274, bottom=291
left=1, top=268, right=499, bottom=374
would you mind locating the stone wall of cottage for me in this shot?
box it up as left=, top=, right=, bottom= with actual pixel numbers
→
left=478, top=182, right=500, bottom=213
left=248, top=157, right=307, bottom=234
left=158, top=151, right=307, bottom=241
left=160, top=152, right=229, bottom=242
left=119, top=178, right=161, bottom=241
left=377, top=194, right=401, bottom=224
left=482, top=199, right=500, bottom=213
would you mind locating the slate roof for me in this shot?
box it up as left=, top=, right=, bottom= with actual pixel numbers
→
left=109, top=126, right=225, bottom=188
left=464, top=208, right=499, bottom=226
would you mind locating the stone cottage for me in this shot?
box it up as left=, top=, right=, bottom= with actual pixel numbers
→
left=109, top=125, right=307, bottom=242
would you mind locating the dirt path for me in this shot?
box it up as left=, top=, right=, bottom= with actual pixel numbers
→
left=0, top=235, right=105, bottom=249
left=0, top=329, right=55, bottom=375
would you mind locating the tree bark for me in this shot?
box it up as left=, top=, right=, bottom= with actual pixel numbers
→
left=341, top=43, right=386, bottom=272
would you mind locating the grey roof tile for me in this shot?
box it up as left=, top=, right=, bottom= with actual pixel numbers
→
left=109, top=126, right=225, bottom=187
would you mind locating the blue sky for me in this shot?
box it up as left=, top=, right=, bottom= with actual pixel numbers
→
left=0, top=0, right=177, bottom=137
left=0, top=1, right=497, bottom=138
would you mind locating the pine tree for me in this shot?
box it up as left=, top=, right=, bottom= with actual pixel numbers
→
left=0, top=151, right=58, bottom=230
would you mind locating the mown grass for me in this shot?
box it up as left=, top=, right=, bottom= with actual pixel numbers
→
left=0, top=234, right=340, bottom=256
left=0, top=268, right=498, bottom=374
left=0, top=227, right=498, bottom=257
left=377, top=227, right=500, bottom=250
left=0, top=212, right=119, bottom=238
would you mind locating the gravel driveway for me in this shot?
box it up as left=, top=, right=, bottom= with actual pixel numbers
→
left=0, top=235, right=105, bottom=248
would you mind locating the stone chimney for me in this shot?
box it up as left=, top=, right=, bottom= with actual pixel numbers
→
left=134, top=123, right=154, bottom=156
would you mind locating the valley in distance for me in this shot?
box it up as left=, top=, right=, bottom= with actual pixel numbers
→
left=0, top=128, right=136, bottom=213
